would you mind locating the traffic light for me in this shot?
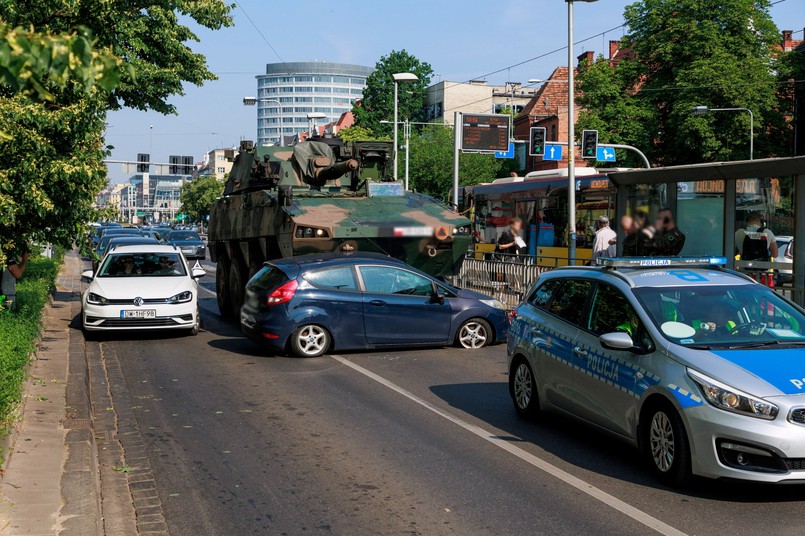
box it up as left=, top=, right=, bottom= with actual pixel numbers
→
left=136, top=153, right=149, bottom=173
left=529, top=126, right=547, bottom=156
left=581, top=130, right=598, bottom=160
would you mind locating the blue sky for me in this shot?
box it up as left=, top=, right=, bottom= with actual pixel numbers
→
left=104, top=0, right=803, bottom=182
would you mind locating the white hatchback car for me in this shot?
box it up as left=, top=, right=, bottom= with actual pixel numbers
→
left=82, top=245, right=206, bottom=335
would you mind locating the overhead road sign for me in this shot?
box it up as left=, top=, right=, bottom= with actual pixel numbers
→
left=460, top=113, right=510, bottom=153
left=597, top=146, right=616, bottom=162
left=494, top=142, right=515, bottom=159
left=543, top=144, right=563, bottom=161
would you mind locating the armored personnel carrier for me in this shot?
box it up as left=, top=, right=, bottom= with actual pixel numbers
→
left=208, top=138, right=471, bottom=318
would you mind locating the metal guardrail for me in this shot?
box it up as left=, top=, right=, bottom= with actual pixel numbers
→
left=454, top=253, right=584, bottom=309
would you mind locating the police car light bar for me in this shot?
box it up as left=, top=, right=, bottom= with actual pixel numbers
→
left=597, top=257, right=729, bottom=268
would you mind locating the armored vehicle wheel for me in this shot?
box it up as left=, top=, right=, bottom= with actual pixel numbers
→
left=216, top=261, right=233, bottom=319
left=228, top=258, right=247, bottom=319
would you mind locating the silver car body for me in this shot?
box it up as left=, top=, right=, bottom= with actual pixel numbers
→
left=507, top=258, right=805, bottom=482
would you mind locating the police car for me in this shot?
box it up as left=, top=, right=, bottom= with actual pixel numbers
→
left=507, top=257, right=805, bottom=485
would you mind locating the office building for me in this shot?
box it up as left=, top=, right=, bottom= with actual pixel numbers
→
left=255, top=61, right=373, bottom=146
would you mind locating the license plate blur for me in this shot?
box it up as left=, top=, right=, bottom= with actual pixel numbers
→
left=121, top=309, right=156, bottom=319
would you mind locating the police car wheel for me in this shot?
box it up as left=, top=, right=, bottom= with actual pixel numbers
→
left=510, top=358, right=540, bottom=419
left=290, top=325, right=331, bottom=358
left=643, top=403, right=691, bottom=486
left=456, top=318, right=491, bottom=349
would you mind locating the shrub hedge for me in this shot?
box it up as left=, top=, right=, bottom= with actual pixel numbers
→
left=0, top=252, right=63, bottom=433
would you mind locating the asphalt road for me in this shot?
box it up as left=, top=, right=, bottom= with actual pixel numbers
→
left=88, top=260, right=805, bottom=536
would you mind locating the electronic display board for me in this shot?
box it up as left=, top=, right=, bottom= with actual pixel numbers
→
left=461, top=113, right=510, bottom=153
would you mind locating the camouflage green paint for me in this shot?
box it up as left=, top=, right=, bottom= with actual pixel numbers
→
left=209, top=139, right=471, bottom=278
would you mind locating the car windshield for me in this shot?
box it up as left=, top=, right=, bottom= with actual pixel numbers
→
left=169, top=231, right=200, bottom=241
left=98, top=253, right=187, bottom=277
left=633, top=285, right=805, bottom=348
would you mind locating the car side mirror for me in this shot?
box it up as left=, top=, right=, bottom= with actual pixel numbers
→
left=599, top=332, right=634, bottom=351
left=432, top=288, right=446, bottom=305
left=81, top=269, right=94, bottom=283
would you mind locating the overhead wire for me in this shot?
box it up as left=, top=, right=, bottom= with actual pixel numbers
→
left=233, top=0, right=294, bottom=74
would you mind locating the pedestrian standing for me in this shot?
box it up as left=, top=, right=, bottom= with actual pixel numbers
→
left=652, top=208, right=686, bottom=256
left=496, top=217, right=524, bottom=260
left=2, top=242, right=29, bottom=311
left=735, top=212, right=777, bottom=260
left=592, top=215, right=617, bottom=261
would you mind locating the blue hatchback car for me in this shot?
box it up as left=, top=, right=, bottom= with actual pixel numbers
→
left=240, top=253, right=509, bottom=357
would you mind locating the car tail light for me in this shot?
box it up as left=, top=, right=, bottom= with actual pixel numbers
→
left=267, top=279, right=298, bottom=305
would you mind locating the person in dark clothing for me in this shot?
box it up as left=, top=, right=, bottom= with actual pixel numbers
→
left=652, top=208, right=686, bottom=256
left=496, top=217, right=524, bottom=258
left=2, top=243, right=29, bottom=311
left=623, top=211, right=655, bottom=256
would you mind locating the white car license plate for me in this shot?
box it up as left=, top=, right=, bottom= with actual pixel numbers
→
left=121, top=309, right=156, bottom=319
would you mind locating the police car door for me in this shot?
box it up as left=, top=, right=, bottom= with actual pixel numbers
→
left=529, top=279, right=593, bottom=413
left=570, top=282, right=643, bottom=438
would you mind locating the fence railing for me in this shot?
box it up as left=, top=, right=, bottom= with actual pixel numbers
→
left=454, top=253, right=581, bottom=309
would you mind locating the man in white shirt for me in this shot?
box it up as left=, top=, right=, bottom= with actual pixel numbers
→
left=592, top=215, right=617, bottom=261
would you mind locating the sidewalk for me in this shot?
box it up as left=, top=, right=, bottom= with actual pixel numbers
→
left=0, top=252, right=101, bottom=535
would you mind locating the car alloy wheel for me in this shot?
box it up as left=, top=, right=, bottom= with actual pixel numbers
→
left=457, top=318, right=491, bottom=349
left=513, top=363, right=533, bottom=411
left=510, top=358, right=540, bottom=419
left=292, top=325, right=330, bottom=358
left=650, top=411, right=675, bottom=473
left=642, top=403, right=691, bottom=486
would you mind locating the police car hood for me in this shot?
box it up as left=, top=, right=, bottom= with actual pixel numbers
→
left=674, top=344, right=805, bottom=398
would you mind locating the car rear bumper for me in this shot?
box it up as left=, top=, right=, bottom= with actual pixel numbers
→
left=685, top=404, right=805, bottom=482
left=240, top=307, right=294, bottom=351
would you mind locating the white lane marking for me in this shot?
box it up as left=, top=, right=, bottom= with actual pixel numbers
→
left=330, top=354, right=687, bottom=536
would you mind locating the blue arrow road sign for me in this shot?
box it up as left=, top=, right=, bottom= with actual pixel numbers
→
left=494, top=142, right=515, bottom=159
left=543, top=144, right=563, bottom=161
left=597, top=147, right=616, bottom=162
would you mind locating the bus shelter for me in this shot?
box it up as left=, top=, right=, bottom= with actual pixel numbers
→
left=608, top=156, right=805, bottom=299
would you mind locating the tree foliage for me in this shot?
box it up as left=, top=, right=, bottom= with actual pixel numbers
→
left=353, top=50, right=433, bottom=137
left=576, top=0, right=784, bottom=165
left=180, top=176, right=224, bottom=223
left=336, top=125, right=390, bottom=142
left=408, top=126, right=503, bottom=199
left=0, top=0, right=232, bottom=250
left=0, top=24, right=124, bottom=103
left=2, top=0, right=233, bottom=114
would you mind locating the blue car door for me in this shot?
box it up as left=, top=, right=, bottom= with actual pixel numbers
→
left=298, top=266, right=366, bottom=349
left=358, top=265, right=452, bottom=345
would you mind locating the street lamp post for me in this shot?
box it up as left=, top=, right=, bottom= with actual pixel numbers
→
left=392, top=73, right=419, bottom=182
left=566, top=0, right=598, bottom=264
left=691, top=105, right=754, bottom=160
left=243, top=96, right=283, bottom=145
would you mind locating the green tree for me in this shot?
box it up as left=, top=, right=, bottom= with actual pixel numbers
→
left=180, top=176, right=224, bottom=223
left=577, top=0, right=783, bottom=165
left=353, top=50, right=433, bottom=137
left=408, top=126, right=503, bottom=199
left=337, top=125, right=390, bottom=142
left=0, top=0, right=232, bottom=251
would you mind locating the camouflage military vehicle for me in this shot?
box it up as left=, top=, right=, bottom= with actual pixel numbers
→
left=208, top=138, right=471, bottom=318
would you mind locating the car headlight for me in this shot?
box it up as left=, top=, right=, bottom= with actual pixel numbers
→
left=167, top=291, right=193, bottom=304
left=87, top=292, right=109, bottom=305
left=688, top=369, right=778, bottom=420
left=480, top=298, right=505, bottom=310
